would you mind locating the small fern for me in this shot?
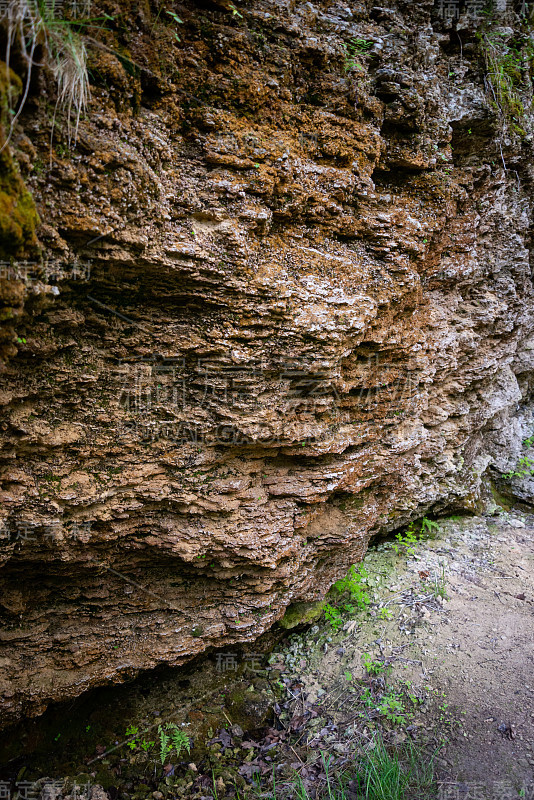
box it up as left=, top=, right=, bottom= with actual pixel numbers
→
left=158, top=725, right=170, bottom=765
left=157, top=722, right=190, bottom=765
left=170, top=725, right=190, bottom=757
left=421, top=516, right=440, bottom=536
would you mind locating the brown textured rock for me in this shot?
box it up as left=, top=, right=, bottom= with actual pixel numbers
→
left=0, top=0, right=533, bottom=728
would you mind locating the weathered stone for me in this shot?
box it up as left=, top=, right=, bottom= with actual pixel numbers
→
left=0, top=0, right=533, bottom=728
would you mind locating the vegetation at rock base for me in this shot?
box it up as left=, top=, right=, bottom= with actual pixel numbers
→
left=2, top=514, right=530, bottom=797
left=322, top=564, right=371, bottom=631
left=157, top=722, right=191, bottom=765
left=392, top=517, right=440, bottom=557
left=323, top=515, right=444, bottom=634
left=227, top=736, right=437, bottom=800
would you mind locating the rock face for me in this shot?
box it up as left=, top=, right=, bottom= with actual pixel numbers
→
left=1, top=0, right=534, bottom=728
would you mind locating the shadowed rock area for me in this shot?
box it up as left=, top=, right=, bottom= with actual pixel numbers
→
left=1, top=0, right=534, bottom=729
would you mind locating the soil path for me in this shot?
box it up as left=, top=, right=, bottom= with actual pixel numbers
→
left=417, top=515, right=534, bottom=788
left=276, top=511, right=534, bottom=797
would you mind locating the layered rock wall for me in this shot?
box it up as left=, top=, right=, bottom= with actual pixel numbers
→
left=1, top=0, right=534, bottom=727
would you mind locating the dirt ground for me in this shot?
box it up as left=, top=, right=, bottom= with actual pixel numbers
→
left=272, top=509, right=534, bottom=797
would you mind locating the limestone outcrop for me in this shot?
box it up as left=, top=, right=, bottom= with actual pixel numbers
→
left=1, top=0, right=533, bottom=728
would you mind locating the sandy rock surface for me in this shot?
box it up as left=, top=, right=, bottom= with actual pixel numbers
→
left=1, top=0, right=534, bottom=726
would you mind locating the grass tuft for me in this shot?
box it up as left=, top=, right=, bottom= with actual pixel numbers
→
left=1, top=0, right=91, bottom=152
left=224, top=735, right=437, bottom=800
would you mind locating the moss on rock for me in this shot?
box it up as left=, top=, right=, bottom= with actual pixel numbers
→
left=0, top=60, right=40, bottom=258
left=279, top=600, right=325, bottom=630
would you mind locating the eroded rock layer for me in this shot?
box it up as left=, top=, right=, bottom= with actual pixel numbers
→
left=1, top=0, right=534, bottom=727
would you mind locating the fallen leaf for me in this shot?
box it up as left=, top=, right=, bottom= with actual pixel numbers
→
left=238, top=763, right=261, bottom=778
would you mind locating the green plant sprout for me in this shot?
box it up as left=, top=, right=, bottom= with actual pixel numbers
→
left=421, top=564, right=449, bottom=601
left=378, top=607, right=393, bottom=620
left=393, top=516, right=440, bottom=556
left=323, top=602, right=343, bottom=630
left=140, top=738, right=155, bottom=752
left=229, top=3, right=243, bottom=17
left=503, top=432, right=534, bottom=478
left=351, top=37, right=374, bottom=53
left=392, top=523, right=420, bottom=556
left=324, top=563, right=371, bottom=629
left=434, top=564, right=448, bottom=600
left=477, top=27, right=533, bottom=144
left=125, top=725, right=155, bottom=755
left=332, top=564, right=371, bottom=608
left=376, top=692, right=407, bottom=724
left=158, top=722, right=190, bottom=765
left=165, top=9, right=183, bottom=40
left=125, top=724, right=139, bottom=750
left=362, top=653, right=388, bottom=676
left=343, top=37, right=373, bottom=71
left=503, top=454, right=534, bottom=478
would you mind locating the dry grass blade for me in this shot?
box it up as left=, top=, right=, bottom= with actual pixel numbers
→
left=0, top=0, right=90, bottom=153
left=52, top=34, right=89, bottom=145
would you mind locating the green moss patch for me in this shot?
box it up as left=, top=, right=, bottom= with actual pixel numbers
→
left=279, top=599, right=325, bottom=629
